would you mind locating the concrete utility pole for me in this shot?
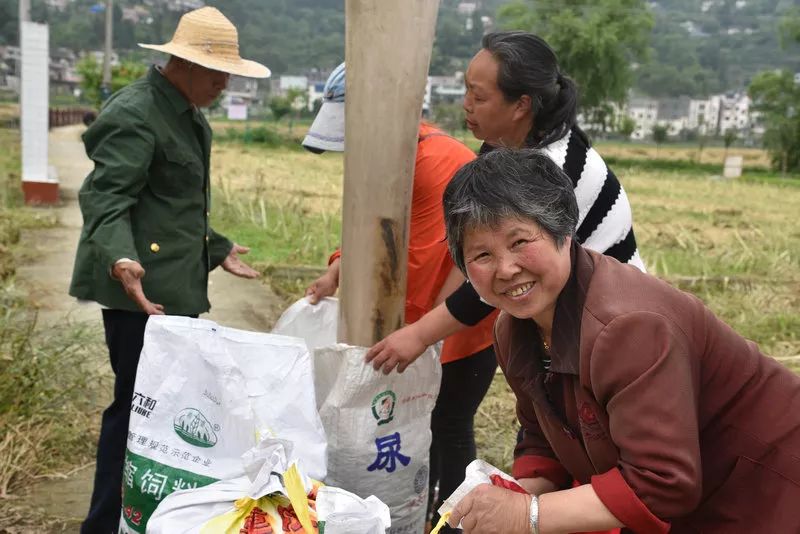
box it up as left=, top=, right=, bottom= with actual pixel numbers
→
left=17, top=0, right=30, bottom=81
left=102, top=0, right=113, bottom=92
left=19, top=0, right=30, bottom=22
left=338, top=0, right=440, bottom=346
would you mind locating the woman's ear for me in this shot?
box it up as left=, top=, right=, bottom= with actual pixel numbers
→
left=513, top=94, right=533, bottom=122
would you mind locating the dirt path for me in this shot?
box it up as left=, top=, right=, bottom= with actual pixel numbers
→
left=15, top=125, right=284, bottom=530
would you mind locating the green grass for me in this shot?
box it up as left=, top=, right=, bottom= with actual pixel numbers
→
left=605, top=156, right=800, bottom=184
left=0, top=125, right=106, bottom=502
left=211, top=192, right=341, bottom=266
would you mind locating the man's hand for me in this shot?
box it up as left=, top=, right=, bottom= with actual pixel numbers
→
left=112, top=260, right=165, bottom=315
left=221, top=243, right=259, bottom=279
left=448, top=484, right=531, bottom=534
left=365, top=322, right=428, bottom=374
left=305, top=258, right=340, bottom=304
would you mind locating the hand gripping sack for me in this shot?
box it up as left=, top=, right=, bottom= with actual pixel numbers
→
left=430, top=460, right=526, bottom=534
left=118, top=315, right=327, bottom=533
left=273, top=298, right=442, bottom=534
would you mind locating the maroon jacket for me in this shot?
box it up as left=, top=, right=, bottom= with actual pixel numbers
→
left=494, top=244, right=800, bottom=533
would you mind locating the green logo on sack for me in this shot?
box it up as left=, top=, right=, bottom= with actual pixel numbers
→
left=371, top=390, right=396, bottom=425
left=173, top=408, right=218, bottom=448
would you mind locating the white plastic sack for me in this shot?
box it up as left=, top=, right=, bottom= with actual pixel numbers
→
left=148, top=438, right=317, bottom=533
left=316, top=486, right=391, bottom=534
left=431, top=460, right=527, bottom=534
left=317, top=344, right=440, bottom=534
left=150, top=438, right=390, bottom=534
left=119, top=315, right=327, bottom=533
left=273, top=298, right=442, bottom=534
left=272, top=296, right=338, bottom=352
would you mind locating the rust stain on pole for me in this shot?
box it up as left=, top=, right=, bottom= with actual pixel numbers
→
left=371, top=217, right=406, bottom=341
left=379, top=217, right=400, bottom=292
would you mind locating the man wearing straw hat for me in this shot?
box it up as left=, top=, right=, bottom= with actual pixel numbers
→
left=69, top=7, right=269, bottom=532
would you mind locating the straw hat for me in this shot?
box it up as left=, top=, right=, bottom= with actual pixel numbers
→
left=138, top=7, right=270, bottom=79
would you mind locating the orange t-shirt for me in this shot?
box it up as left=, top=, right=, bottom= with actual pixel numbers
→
left=329, top=122, right=498, bottom=363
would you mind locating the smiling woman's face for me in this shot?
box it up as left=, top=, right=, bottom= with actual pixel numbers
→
left=463, top=217, right=571, bottom=326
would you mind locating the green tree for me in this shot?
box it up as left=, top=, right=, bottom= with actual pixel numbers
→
left=748, top=10, right=800, bottom=175
left=652, top=124, right=668, bottom=155
left=780, top=8, right=800, bottom=48
left=268, top=94, right=293, bottom=123
left=285, top=87, right=307, bottom=134
left=498, top=0, right=653, bottom=122
left=723, top=129, right=737, bottom=161
left=695, top=133, right=707, bottom=164
left=432, top=102, right=466, bottom=134
left=616, top=115, right=636, bottom=140
left=748, top=70, right=800, bottom=174
left=76, top=55, right=147, bottom=108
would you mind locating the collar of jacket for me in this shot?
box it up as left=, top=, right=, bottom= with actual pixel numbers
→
left=506, top=240, right=594, bottom=378
left=148, top=65, right=192, bottom=115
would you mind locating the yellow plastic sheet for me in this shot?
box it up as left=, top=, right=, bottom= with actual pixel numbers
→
left=199, top=463, right=317, bottom=534
left=429, top=511, right=452, bottom=534
left=200, top=496, right=277, bottom=534
left=284, top=464, right=315, bottom=533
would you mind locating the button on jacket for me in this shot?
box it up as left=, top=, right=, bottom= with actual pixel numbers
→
left=70, top=66, right=232, bottom=315
left=494, top=244, right=800, bottom=533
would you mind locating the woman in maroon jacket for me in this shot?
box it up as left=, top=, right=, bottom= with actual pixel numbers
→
left=441, top=148, right=800, bottom=533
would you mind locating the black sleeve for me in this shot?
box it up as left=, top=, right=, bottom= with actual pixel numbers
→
left=445, top=280, right=496, bottom=326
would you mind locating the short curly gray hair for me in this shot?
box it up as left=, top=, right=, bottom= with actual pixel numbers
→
left=443, top=148, right=578, bottom=274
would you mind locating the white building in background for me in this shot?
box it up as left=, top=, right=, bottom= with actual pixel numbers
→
left=122, top=6, right=153, bottom=24
left=88, top=50, right=119, bottom=68
left=657, top=96, right=691, bottom=136
left=687, top=96, right=721, bottom=135
left=45, top=0, right=72, bottom=10
left=718, top=92, right=751, bottom=133
left=279, top=75, right=307, bottom=93
left=222, top=76, right=259, bottom=107
left=457, top=2, right=477, bottom=16
left=428, top=74, right=465, bottom=104
left=617, top=90, right=758, bottom=140
left=626, top=97, right=658, bottom=140
left=2, top=45, right=21, bottom=64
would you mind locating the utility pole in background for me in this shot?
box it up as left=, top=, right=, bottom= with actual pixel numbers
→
left=17, top=0, right=30, bottom=83
left=18, top=0, right=30, bottom=23
left=102, top=0, right=113, bottom=99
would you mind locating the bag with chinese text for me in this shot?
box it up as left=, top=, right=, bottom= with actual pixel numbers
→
left=273, top=298, right=441, bottom=534
left=118, top=315, right=327, bottom=533
left=315, top=344, right=440, bottom=534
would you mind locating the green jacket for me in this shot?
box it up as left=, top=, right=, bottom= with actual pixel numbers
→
left=69, top=66, right=232, bottom=315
